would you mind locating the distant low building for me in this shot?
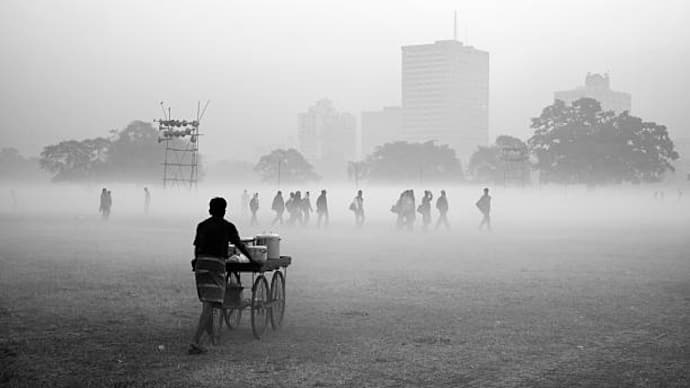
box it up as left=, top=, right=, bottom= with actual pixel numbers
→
left=361, top=106, right=402, bottom=157
left=555, top=73, right=631, bottom=113
left=297, top=99, right=356, bottom=178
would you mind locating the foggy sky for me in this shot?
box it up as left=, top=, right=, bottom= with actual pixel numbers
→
left=1, top=0, right=689, bottom=163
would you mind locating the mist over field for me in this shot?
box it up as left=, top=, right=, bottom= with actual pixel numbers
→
left=2, top=182, right=688, bottom=228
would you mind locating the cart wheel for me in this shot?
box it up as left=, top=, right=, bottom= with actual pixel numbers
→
left=270, top=271, right=285, bottom=330
left=223, top=272, right=242, bottom=329
left=251, top=275, right=270, bottom=339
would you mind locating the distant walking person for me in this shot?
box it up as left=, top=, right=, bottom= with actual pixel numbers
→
left=476, top=187, right=492, bottom=231
left=302, top=191, right=313, bottom=226
left=316, top=189, right=329, bottom=228
left=418, top=190, right=433, bottom=231
left=99, top=188, right=108, bottom=219
left=395, top=189, right=416, bottom=231
left=287, top=191, right=304, bottom=226
left=105, top=190, right=112, bottom=219
left=435, top=190, right=450, bottom=230
left=271, top=191, right=285, bottom=225
left=144, top=187, right=151, bottom=214
left=249, top=193, right=259, bottom=226
left=350, top=190, right=365, bottom=227
left=293, top=193, right=299, bottom=223
left=391, top=191, right=405, bottom=228
left=285, top=192, right=295, bottom=225
left=241, top=189, right=250, bottom=221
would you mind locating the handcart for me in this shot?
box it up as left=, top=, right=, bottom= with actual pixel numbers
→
left=217, top=246, right=291, bottom=340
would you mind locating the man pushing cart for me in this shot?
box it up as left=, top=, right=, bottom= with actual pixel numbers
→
left=189, top=197, right=291, bottom=354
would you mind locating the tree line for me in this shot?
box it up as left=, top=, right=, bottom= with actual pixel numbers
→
left=38, top=121, right=179, bottom=182
left=257, top=97, right=679, bottom=185
left=24, top=97, right=680, bottom=185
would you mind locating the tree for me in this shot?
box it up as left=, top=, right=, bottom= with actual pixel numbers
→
left=528, top=98, right=678, bottom=184
left=468, top=135, right=530, bottom=184
left=106, top=121, right=163, bottom=181
left=39, top=138, right=110, bottom=182
left=254, top=148, right=320, bottom=184
left=39, top=120, right=195, bottom=183
left=468, top=145, right=500, bottom=183
left=361, top=141, right=463, bottom=183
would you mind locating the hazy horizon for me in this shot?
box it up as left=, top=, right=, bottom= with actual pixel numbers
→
left=1, top=0, right=689, bottom=163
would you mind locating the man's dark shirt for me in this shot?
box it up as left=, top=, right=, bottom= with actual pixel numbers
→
left=193, top=216, right=244, bottom=258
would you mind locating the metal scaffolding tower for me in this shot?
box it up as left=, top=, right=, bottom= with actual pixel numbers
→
left=156, top=101, right=209, bottom=188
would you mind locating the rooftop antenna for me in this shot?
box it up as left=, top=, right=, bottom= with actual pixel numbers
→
left=453, top=10, right=458, bottom=41
left=159, top=101, right=169, bottom=120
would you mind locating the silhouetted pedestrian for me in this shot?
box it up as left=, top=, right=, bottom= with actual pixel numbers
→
left=418, top=190, right=433, bottom=231
left=435, top=190, right=450, bottom=230
left=302, top=191, right=313, bottom=226
left=285, top=192, right=295, bottom=225
left=144, top=187, right=151, bottom=214
left=476, top=187, right=491, bottom=231
left=400, top=190, right=416, bottom=231
left=391, top=191, right=405, bottom=229
left=350, top=190, right=364, bottom=227
left=316, top=189, right=329, bottom=228
left=189, top=197, right=253, bottom=355
left=99, top=188, right=108, bottom=219
left=271, top=191, right=285, bottom=225
left=295, top=191, right=303, bottom=224
left=105, top=190, right=112, bottom=219
left=249, top=193, right=259, bottom=226
left=287, top=191, right=303, bottom=226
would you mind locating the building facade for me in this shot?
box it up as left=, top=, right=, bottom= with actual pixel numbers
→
left=555, top=73, right=631, bottom=113
left=298, top=99, right=356, bottom=177
left=401, top=40, right=489, bottom=162
left=361, top=106, right=402, bottom=157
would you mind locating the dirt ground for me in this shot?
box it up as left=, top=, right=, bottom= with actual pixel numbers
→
left=1, top=210, right=689, bottom=387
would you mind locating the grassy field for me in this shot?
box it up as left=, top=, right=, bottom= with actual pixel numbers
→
left=1, top=210, right=689, bottom=387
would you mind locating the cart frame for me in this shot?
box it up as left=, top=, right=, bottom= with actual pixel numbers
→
left=216, top=256, right=291, bottom=340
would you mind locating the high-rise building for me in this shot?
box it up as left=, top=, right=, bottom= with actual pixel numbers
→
left=361, top=106, right=402, bottom=157
left=401, top=40, right=489, bottom=162
left=555, top=73, right=631, bottom=113
left=298, top=99, right=356, bottom=176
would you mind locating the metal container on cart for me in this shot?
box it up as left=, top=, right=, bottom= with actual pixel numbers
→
left=255, top=233, right=281, bottom=260
left=247, top=245, right=268, bottom=264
